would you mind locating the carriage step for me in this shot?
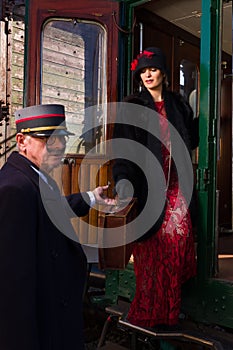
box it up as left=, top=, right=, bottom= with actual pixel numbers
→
left=97, top=301, right=130, bottom=348
left=105, top=303, right=129, bottom=317
left=118, top=319, right=224, bottom=350
left=98, top=341, right=128, bottom=349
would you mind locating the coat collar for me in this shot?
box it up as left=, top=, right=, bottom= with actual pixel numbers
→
left=7, top=151, right=56, bottom=189
left=8, top=151, right=40, bottom=183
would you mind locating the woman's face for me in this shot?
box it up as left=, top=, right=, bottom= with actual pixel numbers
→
left=140, top=67, right=164, bottom=91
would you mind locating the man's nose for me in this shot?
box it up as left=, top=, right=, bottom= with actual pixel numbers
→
left=46, top=135, right=67, bottom=151
left=54, top=137, right=65, bottom=146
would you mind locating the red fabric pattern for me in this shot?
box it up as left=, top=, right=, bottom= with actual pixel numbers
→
left=127, top=100, right=197, bottom=327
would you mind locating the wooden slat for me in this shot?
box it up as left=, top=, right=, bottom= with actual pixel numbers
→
left=78, top=163, right=90, bottom=244
left=51, top=166, right=63, bottom=191
left=0, top=22, right=7, bottom=102
left=10, top=13, right=25, bottom=133
left=71, top=160, right=80, bottom=193
left=67, top=159, right=111, bottom=245
left=87, top=164, right=99, bottom=243
left=62, top=162, right=71, bottom=195
left=98, top=162, right=108, bottom=186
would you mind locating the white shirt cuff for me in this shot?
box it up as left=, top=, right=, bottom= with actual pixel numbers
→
left=87, top=191, right=96, bottom=207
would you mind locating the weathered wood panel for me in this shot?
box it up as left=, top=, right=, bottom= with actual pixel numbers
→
left=0, top=9, right=25, bottom=164
left=42, top=24, right=87, bottom=153
left=42, top=22, right=86, bottom=137
left=0, top=5, right=25, bottom=166
left=11, top=10, right=25, bottom=118
left=0, top=22, right=7, bottom=103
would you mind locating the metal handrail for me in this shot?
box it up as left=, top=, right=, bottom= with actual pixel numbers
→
left=118, top=319, right=224, bottom=350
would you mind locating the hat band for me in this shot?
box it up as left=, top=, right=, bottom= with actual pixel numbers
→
left=20, top=126, right=67, bottom=133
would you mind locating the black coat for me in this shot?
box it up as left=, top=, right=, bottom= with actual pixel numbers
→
left=113, top=88, right=199, bottom=240
left=0, top=152, right=90, bottom=350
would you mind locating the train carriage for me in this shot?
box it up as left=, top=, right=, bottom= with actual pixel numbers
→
left=0, top=0, right=233, bottom=348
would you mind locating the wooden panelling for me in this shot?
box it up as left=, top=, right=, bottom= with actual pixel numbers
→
left=0, top=5, right=25, bottom=165
left=25, top=0, right=119, bottom=107
left=0, top=21, right=7, bottom=166
left=68, top=157, right=112, bottom=245
left=11, top=9, right=25, bottom=114
left=51, top=156, right=111, bottom=245
left=42, top=23, right=85, bottom=107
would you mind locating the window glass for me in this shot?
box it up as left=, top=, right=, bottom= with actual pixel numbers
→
left=180, top=59, right=199, bottom=119
left=41, top=18, right=107, bottom=154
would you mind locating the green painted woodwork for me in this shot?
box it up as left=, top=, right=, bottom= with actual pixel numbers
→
left=183, top=0, right=233, bottom=330
left=197, top=0, right=221, bottom=280
left=182, top=278, right=233, bottom=329
left=104, top=263, right=135, bottom=304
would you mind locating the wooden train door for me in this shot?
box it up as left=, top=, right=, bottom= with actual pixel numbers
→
left=25, top=0, right=120, bottom=260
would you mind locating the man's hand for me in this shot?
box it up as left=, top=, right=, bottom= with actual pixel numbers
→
left=92, top=185, right=116, bottom=205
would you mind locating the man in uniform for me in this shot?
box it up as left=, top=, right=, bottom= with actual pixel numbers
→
left=0, top=104, right=114, bottom=350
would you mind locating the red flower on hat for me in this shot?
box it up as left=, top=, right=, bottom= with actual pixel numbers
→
left=130, top=50, right=154, bottom=71
left=131, top=58, right=138, bottom=71
left=141, top=50, right=154, bottom=58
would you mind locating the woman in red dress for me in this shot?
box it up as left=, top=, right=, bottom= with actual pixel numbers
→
left=113, top=48, right=199, bottom=333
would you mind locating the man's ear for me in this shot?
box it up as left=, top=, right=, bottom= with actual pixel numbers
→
left=16, top=133, right=27, bottom=153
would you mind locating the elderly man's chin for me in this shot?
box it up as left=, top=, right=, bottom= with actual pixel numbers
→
left=42, top=153, right=64, bottom=173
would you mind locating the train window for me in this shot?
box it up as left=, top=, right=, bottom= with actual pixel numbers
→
left=180, top=59, right=199, bottom=164
left=179, top=59, right=199, bottom=119
left=41, top=18, right=107, bottom=154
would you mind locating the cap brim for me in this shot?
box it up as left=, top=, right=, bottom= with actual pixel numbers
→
left=31, top=129, right=75, bottom=137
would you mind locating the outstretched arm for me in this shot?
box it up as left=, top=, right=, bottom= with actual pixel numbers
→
left=66, top=184, right=116, bottom=217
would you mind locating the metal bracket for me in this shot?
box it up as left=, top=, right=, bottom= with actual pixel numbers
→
left=0, top=101, right=9, bottom=122
left=197, top=168, right=210, bottom=191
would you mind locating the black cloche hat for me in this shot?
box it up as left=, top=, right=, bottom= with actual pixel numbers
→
left=131, top=47, right=168, bottom=83
left=15, top=104, right=74, bottom=136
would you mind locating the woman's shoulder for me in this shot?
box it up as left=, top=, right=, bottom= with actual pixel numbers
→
left=166, top=90, right=193, bottom=114
left=123, top=92, right=146, bottom=106
left=166, top=90, right=185, bottom=102
left=166, top=90, right=191, bottom=107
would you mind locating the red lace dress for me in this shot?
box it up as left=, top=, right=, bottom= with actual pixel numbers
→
left=127, top=100, right=197, bottom=327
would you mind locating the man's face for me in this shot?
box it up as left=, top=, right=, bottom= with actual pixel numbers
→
left=17, top=134, right=67, bottom=172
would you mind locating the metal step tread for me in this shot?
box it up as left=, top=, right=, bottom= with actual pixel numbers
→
left=98, top=341, right=129, bottom=349
left=105, top=300, right=130, bottom=317
left=118, top=319, right=225, bottom=349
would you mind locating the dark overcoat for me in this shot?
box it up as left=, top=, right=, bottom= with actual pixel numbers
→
left=113, top=88, right=199, bottom=240
left=0, top=151, right=90, bottom=350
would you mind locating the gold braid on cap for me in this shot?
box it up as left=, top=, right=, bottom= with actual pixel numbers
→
left=20, top=126, right=67, bottom=133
